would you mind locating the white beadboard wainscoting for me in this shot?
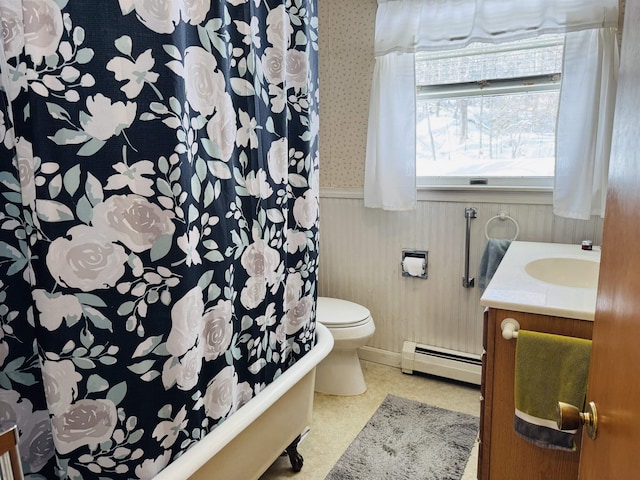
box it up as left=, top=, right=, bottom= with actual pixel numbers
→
left=317, top=190, right=604, bottom=370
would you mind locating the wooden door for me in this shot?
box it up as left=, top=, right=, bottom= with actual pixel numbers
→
left=578, top=0, right=640, bottom=477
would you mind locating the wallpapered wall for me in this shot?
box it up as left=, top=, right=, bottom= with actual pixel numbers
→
left=318, top=0, right=376, bottom=189
left=318, top=0, right=626, bottom=190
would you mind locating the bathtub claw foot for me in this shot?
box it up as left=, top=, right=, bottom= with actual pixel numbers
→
left=285, top=435, right=304, bottom=472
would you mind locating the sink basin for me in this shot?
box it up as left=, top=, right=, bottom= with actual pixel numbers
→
left=481, top=241, right=601, bottom=320
left=524, top=257, right=600, bottom=288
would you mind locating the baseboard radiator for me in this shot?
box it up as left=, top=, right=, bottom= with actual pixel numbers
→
left=401, top=341, right=482, bottom=385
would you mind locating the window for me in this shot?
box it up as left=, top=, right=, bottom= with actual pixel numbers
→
left=415, top=35, right=564, bottom=187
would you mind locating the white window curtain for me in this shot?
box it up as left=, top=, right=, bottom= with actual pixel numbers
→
left=365, top=0, right=619, bottom=211
left=553, top=29, right=619, bottom=219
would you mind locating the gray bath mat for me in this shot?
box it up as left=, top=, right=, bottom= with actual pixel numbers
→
left=325, top=394, right=478, bottom=480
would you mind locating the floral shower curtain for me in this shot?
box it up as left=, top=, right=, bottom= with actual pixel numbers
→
left=0, top=0, right=319, bottom=478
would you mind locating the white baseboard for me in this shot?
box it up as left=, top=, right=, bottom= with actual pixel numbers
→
left=358, top=344, right=482, bottom=386
left=357, top=346, right=402, bottom=369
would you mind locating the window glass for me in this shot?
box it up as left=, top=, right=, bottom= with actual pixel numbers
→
left=416, top=35, right=564, bottom=186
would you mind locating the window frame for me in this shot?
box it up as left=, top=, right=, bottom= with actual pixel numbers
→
left=415, top=36, right=564, bottom=190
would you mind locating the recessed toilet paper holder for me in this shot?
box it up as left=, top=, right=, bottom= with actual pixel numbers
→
left=401, top=249, right=428, bottom=279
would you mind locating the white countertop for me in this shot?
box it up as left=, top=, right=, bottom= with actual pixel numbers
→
left=480, top=241, right=601, bottom=321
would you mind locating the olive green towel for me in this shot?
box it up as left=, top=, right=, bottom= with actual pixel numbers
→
left=514, top=330, right=591, bottom=451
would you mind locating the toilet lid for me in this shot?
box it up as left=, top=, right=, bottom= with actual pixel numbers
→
left=316, top=297, right=371, bottom=327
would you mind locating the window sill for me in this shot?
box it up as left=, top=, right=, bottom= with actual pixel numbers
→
left=319, top=186, right=553, bottom=205
left=417, top=184, right=552, bottom=204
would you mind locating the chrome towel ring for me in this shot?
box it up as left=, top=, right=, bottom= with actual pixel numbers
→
left=485, top=211, right=519, bottom=241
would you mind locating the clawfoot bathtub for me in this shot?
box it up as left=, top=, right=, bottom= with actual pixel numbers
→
left=153, top=323, right=334, bottom=480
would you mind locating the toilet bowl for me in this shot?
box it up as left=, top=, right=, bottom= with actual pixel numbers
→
left=314, top=297, right=375, bottom=396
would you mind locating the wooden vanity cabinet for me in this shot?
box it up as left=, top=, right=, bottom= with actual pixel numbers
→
left=478, top=308, right=593, bottom=480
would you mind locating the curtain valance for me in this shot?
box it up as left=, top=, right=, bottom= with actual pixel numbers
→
left=375, top=0, right=619, bottom=55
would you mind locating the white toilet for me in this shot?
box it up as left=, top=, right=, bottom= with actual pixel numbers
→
left=314, top=297, right=375, bottom=396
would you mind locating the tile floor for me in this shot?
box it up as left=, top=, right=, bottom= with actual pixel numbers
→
left=260, top=359, right=481, bottom=480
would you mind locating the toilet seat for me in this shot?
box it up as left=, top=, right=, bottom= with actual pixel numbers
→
left=316, top=297, right=371, bottom=329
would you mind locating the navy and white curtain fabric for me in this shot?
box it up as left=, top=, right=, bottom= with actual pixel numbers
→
left=0, top=0, right=319, bottom=478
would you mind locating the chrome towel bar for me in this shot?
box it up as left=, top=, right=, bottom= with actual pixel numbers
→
left=462, top=207, right=477, bottom=288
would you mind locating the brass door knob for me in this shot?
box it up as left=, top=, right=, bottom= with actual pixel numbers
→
left=557, top=401, right=598, bottom=440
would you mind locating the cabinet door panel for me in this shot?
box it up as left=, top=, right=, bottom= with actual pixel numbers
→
left=480, top=309, right=593, bottom=480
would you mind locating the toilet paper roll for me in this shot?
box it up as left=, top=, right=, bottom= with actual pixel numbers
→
left=402, top=256, right=425, bottom=277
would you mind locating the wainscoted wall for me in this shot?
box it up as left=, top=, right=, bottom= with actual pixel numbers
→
left=318, top=193, right=604, bottom=359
